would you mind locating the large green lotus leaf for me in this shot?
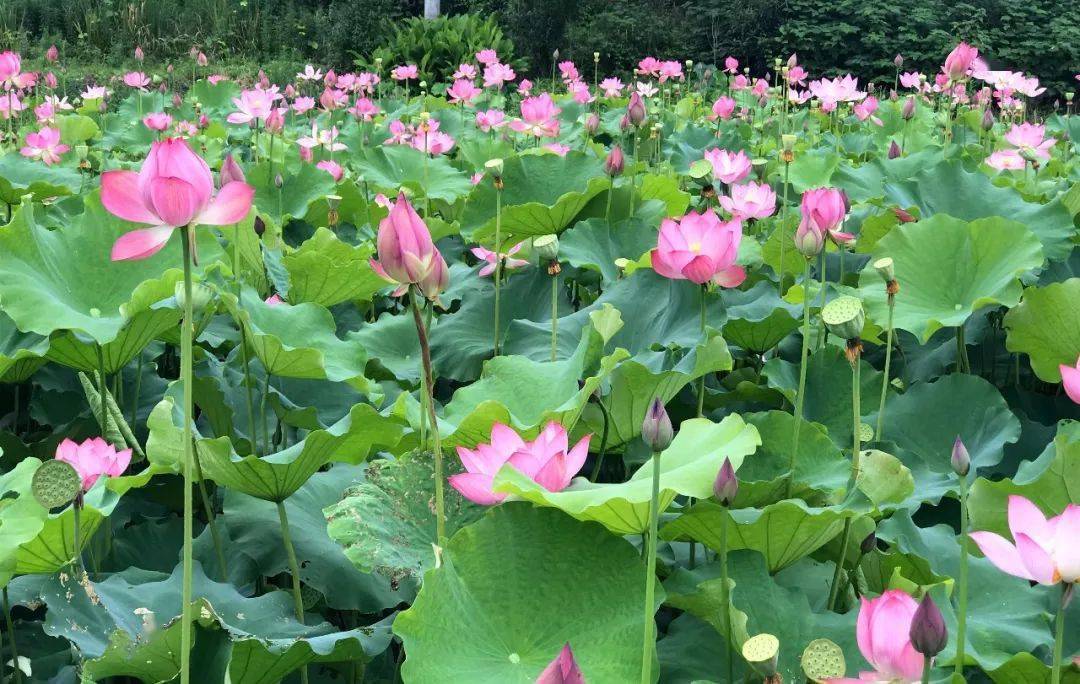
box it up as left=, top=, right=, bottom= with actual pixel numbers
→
left=248, top=161, right=336, bottom=224
left=494, top=415, right=760, bottom=535
left=199, top=403, right=404, bottom=502
left=353, top=144, right=472, bottom=203
left=657, top=614, right=728, bottom=684
left=438, top=310, right=628, bottom=447
left=0, top=152, right=82, bottom=204
left=559, top=214, right=661, bottom=286
left=884, top=374, right=1020, bottom=506
left=281, top=227, right=385, bottom=307
left=579, top=333, right=733, bottom=451
left=461, top=151, right=610, bottom=241
left=831, top=149, right=940, bottom=203
left=226, top=287, right=375, bottom=395
left=763, top=347, right=885, bottom=448
left=968, top=420, right=1079, bottom=539
left=788, top=150, right=840, bottom=192
left=394, top=504, right=659, bottom=683
left=0, top=310, right=50, bottom=380
left=325, top=452, right=483, bottom=586
left=661, top=499, right=853, bottom=572
left=224, top=463, right=405, bottom=612
left=664, top=550, right=861, bottom=682
left=1004, top=279, right=1080, bottom=383
left=877, top=513, right=1054, bottom=672
left=856, top=214, right=1044, bottom=342
left=0, top=458, right=120, bottom=584
left=884, top=160, right=1074, bottom=261
left=40, top=563, right=393, bottom=684
left=108, top=394, right=185, bottom=495
left=0, top=194, right=222, bottom=345
left=720, top=280, right=802, bottom=353
left=735, top=410, right=849, bottom=506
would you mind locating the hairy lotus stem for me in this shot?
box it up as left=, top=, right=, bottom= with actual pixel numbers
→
left=71, top=492, right=85, bottom=576
left=720, top=510, right=734, bottom=683
left=589, top=397, right=611, bottom=482
left=549, top=263, right=560, bottom=362
left=95, top=344, right=112, bottom=436
left=697, top=284, right=708, bottom=417
left=605, top=175, right=614, bottom=224
left=1051, top=584, right=1070, bottom=684
left=778, top=161, right=790, bottom=292
left=956, top=325, right=971, bottom=373
left=787, top=257, right=814, bottom=498
left=640, top=446, right=663, bottom=684
left=493, top=176, right=504, bottom=356
left=921, top=655, right=931, bottom=684
left=2, top=587, right=21, bottom=684
left=955, top=470, right=970, bottom=678
left=411, top=291, right=446, bottom=544
left=277, top=500, right=309, bottom=684
left=817, top=251, right=828, bottom=349
left=232, top=235, right=258, bottom=456
left=179, top=226, right=195, bottom=684
left=828, top=339, right=862, bottom=611
left=876, top=283, right=897, bottom=440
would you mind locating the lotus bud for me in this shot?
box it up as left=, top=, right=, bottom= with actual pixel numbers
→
left=627, top=92, right=647, bottom=126
left=253, top=216, right=266, bottom=236
left=910, top=594, right=948, bottom=658
left=220, top=153, right=245, bottom=186
left=860, top=530, right=877, bottom=555
left=641, top=398, right=673, bottom=453
left=46, top=45, right=60, bottom=63
left=794, top=221, right=825, bottom=257
left=584, top=113, right=600, bottom=135
left=273, top=173, right=284, bottom=189
left=890, top=89, right=899, bottom=101
left=619, top=113, right=630, bottom=131
left=951, top=436, right=970, bottom=477
left=552, top=48, right=560, bottom=60
left=822, top=296, right=865, bottom=341
left=981, top=108, right=995, bottom=131
left=888, top=140, right=901, bottom=159
left=713, top=457, right=738, bottom=506
left=894, top=54, right=904, bottom=68
left=902, top=96, right=916, bottom=120
left=134, top=46, right=144, bottom=62
left=685, top=60, right=693, bottom=69
left=604, top=145, right=624, bottom=177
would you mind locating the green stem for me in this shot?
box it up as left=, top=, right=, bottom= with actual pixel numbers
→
left=260, top=367, right=272, bottom=456
left=232, top=230, right=258, bottom=454
left=640, top=448, right=662, bottom=684
left=129, top=352, right=143, bottom=429
left=696, top=284, right=708, bottom=417
left=95, top=345, right=112, bottom=436
left=828, top=350, right=861, bottom=611
left=605, top=176, right=614, bottom=223
left=955, top=473, right=970, bottom=678
left=589, top=398, right=611, bottom=482
left=876, top=297, right=895, bottom=440
left=277, top=500, right=309, bottom=684
left=550, top=273, right=559, bottom=362
left=956, top=325, right=970, bottom=374
left=1051, top=584, right=1068, bottom=684
left=921, top=655, right=931, bottom=684
left=719, top=512, right=733, bottom=683
left=71, top=498, right=85, bottom=575
left=179, top=226, right=195, bottom=684
left=493, top=184, right=503, bottom=356
left=827, top=518, right=853, bottom=612
left=787, top=258, right=813, bottom=498
left=817, top=251, right=828, bottom=349
left=778, top=162, right=790, bottom=292
left=2, top=588, right=21, bottom=684
left=411, top=292, right=445, bottom=544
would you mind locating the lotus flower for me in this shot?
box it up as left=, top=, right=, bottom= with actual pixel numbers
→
left=627, top=91, right=647, bottom=125
left=20, top=127, right=68, bottom=165
left=449, top=422, right=591, bottom=505
left=476, top=109, right=506, bottom=132
left=55, top=437, right=133, bottom=491
left=828, top=590, right=923, bottom=684
left=723, top=56, right=739, bottom=74
left=510, top=93, right=561, bottom=138
left=142, top=112, right=173, bottom=131
left=103, top=138, right=255, bottom=260
left=482, top=62, right=516, bottom=89
left=719, top=181, right=776, bottom=220
left=709, top=96, right=736, bottom=121
left=651, top=208, right=745, bottom=287
left=1062, top=355, right=1080, bottom=405
left=536, top=643, right=585, bottom=684
left=297, top=64, right=323, bottom=82
left=1003, top=122, right=1056, bottom=162
left=600, top=77, right=624, bottom=97
left=390, top=64, right=418, bottom=81
left=447, top=78, right=482, bottom=104
left=799, top=187, right=852, bottom=245
left=703, top=148, right=752, bottom=185
left=943, top=42, right=979, bottom=81
left=369, top=192, right=448, bottom=299
left=475, top=49, right=498, bottom=65
left=316, top=160, right=343, bottom=181
left=123, top=71, right=150, bottom=90
left=471, top=242, right=528, bottom=276
left=637, top=57, right=662, bottom=77
left=970, top=495, right=1080, bottom=585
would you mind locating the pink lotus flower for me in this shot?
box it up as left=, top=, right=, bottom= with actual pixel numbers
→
left=569, top=80, right=593, bottom=105
left=102, top=138, right=255, bottom=260
left=943, top=42, right=979, bottom=81
left=475, top=49, right=499, bottom=66
left=123, top=71, right=150, bottom=90
left=558, top=61, right=580, bottom=83
left=827, top=590, right=923, bottom=683
left=292, top=96, right=316, bottom=115
left=391, top=64, right=418, bottom=81
left=986, top=150, right=1025, bottom=171
left=454, top=63, right=477, bottom=80
left=970, top=495, right=1080, bottom=584
left=471, top=242, right=529, bottom=276
left=412, top=120, right=455, bottom=156
left=659, top=60, right=684, bottom=83
left=475, top=109, right=506, bottom=132
left=447, top=78, right=482, bottom=105
left=297, top=124, right=347, bottom=152
left=55, top=437, right=132, bottom=491
left=0, top=93, right=25, bottom=120
left=651, top=208, right=745, bottom=287
left=899, top=72, right=923, bottom=89
left=1062, top=355, right=1080, bottom=404
left=44, top=71, right=58, bottom=89
left=787, top=65, right=808, bottom=86
left=599, top=77, right=624, bottom=97
left=449, top=422, right=591, bottom=505
left=297, top=64, right=323, bottom=82
left=536, top=643, right=585, bottom=684
left=483, top=62, right=516, bottom=89
left=370, top=192, right=448, bottom=299
left=627, top=91, right=647, bottom=125
left=703, top=148, right=752, bottom=185
left=510, top=93, right=561, bottom=138
left=809, top=75, right=866, bottom=108
left=637, top=57, right=663, bottom=77
left=719, top=181, right=776, bottom=220
left=544, top=143, right=570, bottom=157
left=265, top=294, right=285, bottom=306
left=320, top=87, right=348, bottom=111
left=349, top=97, right=379, bottom=122
left=207, top=74, right=228, bottom=85
left=196, top=52, right=208, bottom=67
left=517, top=79, right=533, bottom=96
left=723, top=57, right=739, bottom=75
left=20, top=127, right=69, bottom=166
left=709, top=96, right=736, bottom=121
left=799, top=188, right=852, bottom=245
left=81, top=85, right=109, bottom=101
left=316, top=160, right=344, bottom=181
left=1003, top=122, right=1056, bottom=162
left=854, top=96, right=882, bottom=125
left=220, top=154, right=245, bottom=186
left=634, top=81, right=658, bottom=98
left=134, top=46, right=144, bottom=62
left=143, top=112, right=173, bottom=131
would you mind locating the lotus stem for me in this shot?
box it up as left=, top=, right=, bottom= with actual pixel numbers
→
left=2, top=588, right=21, bottom=684
left=778, top=162, right=790, bottom=293
left=876, top=293, right=896, bottom=440
left=828, top=344, right=862, bottom=611
left=589, top=397, right=611, bottom=482
left=277, top=500, right=309, bottom=684
left=411, top=291, right=445, bottom=545
left=177, top=226, right=198, bottom=684
left=550, top=273, right=559, bottom=362
left=1051, top=584, right=1069, bottom=684
left=605, top=175, right=614, bottom=224
left=787, top=257, right=813, bottom=498
left=232, top=238, right=258, bottom=456
left=260, top=367, right=272, bottom=458
left=955, top=471, right=970, bottom=678
left=640, top=446, right=662, bottom=684
left=95, top=345, right=112, bottom=436
left=129, top=352, right=143, bottom=429
left=696, top=284, right=708, bottom=418
left=921, top=655, right=931, bottom=684
left=720, top=511, right=734, bottom=683
left=493, top=179, right=503, bottom=356
left=817, top=251, right=828, bottom=349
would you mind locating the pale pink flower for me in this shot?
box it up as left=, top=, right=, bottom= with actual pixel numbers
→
left=899, top=72, right=923, bottom=89
left=600, top=77, right=625, bottom=97
left=316, top=160, right=344, bottom=181
left=854, top=96, right=883, bottom=126
left=827, top=590, right=923, bottom=683
left=349, top=97, right=379, bottom=122
left=369, top=192, right=448, bottom=299
left=297, top=124, right=347, bottom=152
left=786, top=65, right=808, bottom=86
left=81, top=85, right=109, bottom=100
left=297, top=64, right=323, bottom=82
left=517, top=79, right=533, bottom=96
left=475, top=49, right=499, bottom=66
left=55, top=437, right=132, bottom=491
left=509, top=93, right=561, bottom=138
left=703, top=148, right=752, bottom=185
left=471, top=242, right=528, bottom=277
left=292, top=96, right=316, bottom=115
left=453, top=63, right=477, bottom=80
left=475, top=109, right=506, bottom=132
left=142, top=112, right=173, bottom=131
left=971, top=495, right=1080, bottom=584
left=391, top=64, right=418, bottom=81
left=809, top=75, right=866, bottom=108
left=709, top=96, right=736, bottom=121
left=543, top=143, right=570, bottom=156
left=659, top=60, right=684, bottom=83
left=123, top=71, right=151, bottom=90
left=0, top=93, right=26, bottom=120
left=719, top=181, right=776, bottom=220
left=320, top=88, right=348, bottom=111
left=651, top=208, right=745, bottom=287
left=483, top=62, right=516, bottom=89
left=1003, top=122, right=1055, bottom=162
left=1061, top=355, right=1080, bottom=404
left=635, top=81, right=658, bottom=98
left=447, top=78, right=482, bottom=104
left=558, top=60, right=580, bottom=83
left=943, top=42, right=979, bottom=81
left=227, top=88, right=278, bottom=126
left=568, top=80, right=593, bottom=104
left=20, top=126, right=69, bottom=165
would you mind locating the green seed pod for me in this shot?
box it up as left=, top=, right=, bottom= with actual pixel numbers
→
left=821, top=295, right=865, bottom=341
left=534, top=234, right=559, bottom=262
left=873, top=257, right=895, bottom=283
left=742, top=633, right=780, bottom=677
left=858, top=423, right=875, bottom=444
left=801, top=638, right=846, bottom=682
left=32, top=460, right=81, bottom=509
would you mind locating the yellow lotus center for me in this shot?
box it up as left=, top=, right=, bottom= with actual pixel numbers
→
left=690, top=242, right=701, bottom=252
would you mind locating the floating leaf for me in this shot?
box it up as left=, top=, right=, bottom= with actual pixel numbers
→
left=1004, top=279, right=1080, bottom=383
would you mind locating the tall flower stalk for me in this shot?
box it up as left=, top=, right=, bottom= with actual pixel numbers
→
left=178, top=226, right=196, bottom=681
left=277, top=499, right=309, bottom=684
left=951, top=437, right=971, bottom=678
left=411, top=291, right=446, bottom=543
left=535, top=235, right=561, bottom=362
left=874, top=258, right=898, bottom=439
left=714, top=458, right=739, bottom=683
left=487, top=159, right=505, bottom=356
left=639, top=399, right=673, bottom=684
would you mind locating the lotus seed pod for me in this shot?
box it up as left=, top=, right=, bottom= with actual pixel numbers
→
left=873, top=257, right=895, bottom=283
left=801, top=638, right=846, bottom=682
left=782, top=134, right=796, bottom=152
left=742, top=633, right=780, bottom=677
left=484, top=158, right=504, bottom=177
left=32, top=459, right=81, bottom=509
left=821, top=296, right=865, bottom=341
left=858, top=423, right=875, bottom=444
left=534, top=234, right=560, bottom=262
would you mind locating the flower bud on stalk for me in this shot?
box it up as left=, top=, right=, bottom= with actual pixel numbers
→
left=951, top=436, right=970, bottom=477
left=642, top=398, right=674, bottom=453
left=888, top=140, right=902, bottom=159
left=584, top=113, right=600, bottom=135
left=713, top=457, right=739, bottom=506
left=902, top=96, right=916, bottom=120
left=910, top=594, right=948, bottom=659
left=981, top=107, right=995, bottom=131
left=604, top=145, right=624, bottom=177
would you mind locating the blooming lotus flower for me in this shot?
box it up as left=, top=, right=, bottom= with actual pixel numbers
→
left=447, top=78, right=482, bottom=104
left=787, top=65, right=808, bottom=86
left=475, top=49, right=499, bottom=65
left=809, top=75, right=866, bottom=109
left=319, top=87, right=348, bottom=111
left=536, top=643, right=585, bottom=684
left=475, top=109, right=506, bottom=132
left=297, top=64, right=323, bottom=82
left=703, top=148, right=752, bottom=185
left=412, top=120, right=455, bottom=156
left=599, top=77, right=624, bottom=97
left=659, top=60, right=684, bottom=83
left=544, top=143, right=570, bottom=156
left=454, top=63, right=477, bottom=80
left=517, top=79, right=533, bottom=96
left=723, top=56, right=739, bottom=75
left=709, top=96, right=736, bottom=121
left=103, top=138, right=254, bottom=260
left=357, top=71, right=380, bottom=94
left=827, top=590, right=923, bottom=683
left=899, top=72, right=923, bottom=89
left=637, top=57, right=663, bottom=77
left=391, top=64, right=418, bottom=81
left=292, top=96, right=316, bottom=115
left=55, top=437, right=132, bottom=491
left=558, top=60, right=580, bottom=83
left=510, top=93, right=561, bottom=138
left=20, top=127, right=69, bottom=165
left=943, top=42, right=979, bottom=81
left=316, top=160, right=343, bottom=181
left=143, top=112, right=172, bottom=131
left=1062, top=355, right=1080, bottom=404
left=731, top=74, right=750, bottom=91
left=370, top=192, right=448, bottom=299
left=986, top=150, right=1026, bottom=171
left=854, top=96, right=883, bottom=126
left=970, top=495, right=1080, bottom=584
left=483, top=62, right=516, bottom=88
left=1003, top=122, right=1055, bottom=162
left=0, top=51, right=22, bottom=88
left=799, top=187, right=852, bottom=245
left=81, top=85, right=109, bottom=101
left=719, top=181, right=776, bottom=220
left=297, top=124, right=347, bottom=152
left=207, top=74, right=228, bottom=85
left=449, top=422, right=591, bottom=505
left=0, top=93, right=25, bottom=120
left=349, top=97, right=379, bottom=121
left=569, top=80, right=593, bottom=105
left=635, top=81, right=658, bottom=98
left=471, top=242, right=528, bottom=277
left=123, top=71, right=150, bottom=90
left=34, top=101, right=57, bottom=125
left=651, top=208, right=745, bottom=287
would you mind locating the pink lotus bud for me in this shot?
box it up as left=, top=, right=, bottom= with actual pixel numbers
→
left=909, top=594, right=948, bottom=658
left=627, top=91, right=647, bottom=126
left=134, top=46, right=144, bottom=62
left=713, top=457, right=738, bottom=506
left=198, top=114, right=209, bottom=129
left=981, top=107, right=994, bottom=131
left=584, top=113, right=600, bottom=135
left=619, top=114, right=630, bottom=131
left=536, top=643, right=584, bottom=684
left=299, top=145, right=313, bottom=162
left=285, top=84, right=296, bottom=98
left=45, top=72, right=58, bottom=89
left=604, top=145, right=624, bottom=177
left=641, top=398, right=673, bottom=452
left=197, top=52, right=208, bottom=67
left=266, top=108, right=285, bottom=133
left=893, top=207, right=916, bottom=223
left=172, top=93, right=183, bottom=108
left=894, top=54, right=904, bottom=68
left=888, top=140, right=901, bottom=159
left=220, top=154, right=246, bottom=186
left=46, top=45, right=59, bottom=63
left=794, top=220, right=825, bottom=257
left=943, top=42, right=979, bottom=81
left=371, top=193, right=449, bottom=300
left=951, top=436, right=970, bottom=476
left=902, top=96, right=916, bottom=120
left=167, top=63, right=174, bottom=74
